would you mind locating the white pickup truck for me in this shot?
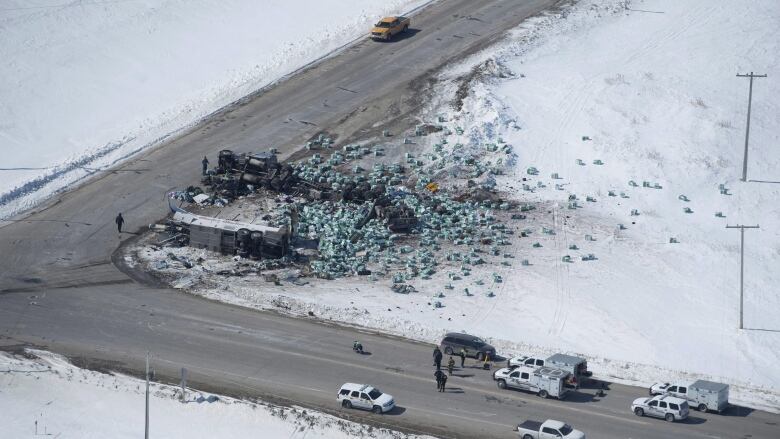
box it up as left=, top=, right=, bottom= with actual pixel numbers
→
left=507, top=355, right=546, bottom=368
left=494, top=366, right=571, bottom=399
left=515, top=419, right=585, bottom=439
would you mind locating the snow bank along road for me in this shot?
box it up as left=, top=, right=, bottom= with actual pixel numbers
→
left=0, top=0, right=778, bottom=438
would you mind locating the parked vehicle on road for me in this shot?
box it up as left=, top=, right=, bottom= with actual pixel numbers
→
left=631, top=395, right=690, bottom=422
left=494, top=366, right=571, bottom=399
left=337, top=383, right=395, bottom=414
left=649, top=380, right=729, bottom=412
left=515, top=419, right=585, bottom=439
left=508, top=355, right=545, bottom=368
left=545, top=353, right=591, bottom=386
left=370, top=16, right=410, bottom=41
left=440, top=332, right=496, bottom=361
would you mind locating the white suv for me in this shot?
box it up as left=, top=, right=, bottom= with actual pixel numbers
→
left=631, top=395, right=689, bottom=422
left=337, top=383, right=395, bottom=414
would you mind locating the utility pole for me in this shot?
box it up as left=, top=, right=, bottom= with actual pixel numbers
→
left=735, top=72, right=767, bottom=182
left=726, top=224, right=759, bottom=329
left=145, top=351, right=150, bottom=439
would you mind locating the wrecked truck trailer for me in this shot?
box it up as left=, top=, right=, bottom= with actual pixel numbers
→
left=216, top=149, right=278, bottom=175
left=172, top=211, right=289, bottom=259
left=211, top=150, right=301, bottom=194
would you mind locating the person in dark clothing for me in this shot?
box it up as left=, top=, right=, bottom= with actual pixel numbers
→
left=439, top=373, right=448, bottom=392
left=434, top=370, right=445, bottom=391
left=115, top=213, right=124, bottom=233
left=433, top=348, right=443, bottom=370
left=202, top=156, right=209, bottom=175
left=459, top=348, right=466, bottom=368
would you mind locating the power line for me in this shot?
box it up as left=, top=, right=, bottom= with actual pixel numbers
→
left=735, top=72, right=767, bottom=182
left=725, top=224, right=759, bottom=329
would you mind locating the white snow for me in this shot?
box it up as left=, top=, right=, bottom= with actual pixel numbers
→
left=134, top=0, right=780, bottom=413
left=0, top=350, right=433, bottom=439
left=439, top=0, right=780, bottom=404
left=0, top=0, right=428, bottom=218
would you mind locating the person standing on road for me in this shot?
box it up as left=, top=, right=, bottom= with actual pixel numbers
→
left=115, top=213, right=124, bottom=233
left=202, top=156, right=209, bottom=175
left=447, top=356, right=455, bottom=375
left=439, top=373, right=448, bottom=392
left=434, top=369, right=444, bottom=391
left=459, top=348, right=466, bottom=368
left=433, top=347, right=443, bottom=370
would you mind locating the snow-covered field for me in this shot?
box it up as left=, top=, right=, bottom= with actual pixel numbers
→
left=133, top=0, right=780, bottom=412
left=0, top=349, right=432, bottom=439
left=0, top=0, right=427, bottom=218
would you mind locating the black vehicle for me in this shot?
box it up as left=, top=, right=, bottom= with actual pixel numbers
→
left=439, top=333, right=496, bottom=361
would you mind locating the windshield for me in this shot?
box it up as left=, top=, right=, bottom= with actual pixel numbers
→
left=375, top=22, right=393, bottom=28
left=560, top=425, right=573, bottom=435
left=368, top=388, right=383, bottom=399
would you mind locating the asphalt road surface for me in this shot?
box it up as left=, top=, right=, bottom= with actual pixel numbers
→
left=1, top=0, right=778, bottom=438
left=1, top=286, right=778, bottom=439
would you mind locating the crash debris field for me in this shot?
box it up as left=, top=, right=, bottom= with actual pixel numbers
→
left=125, top=0, right=780, bottom=412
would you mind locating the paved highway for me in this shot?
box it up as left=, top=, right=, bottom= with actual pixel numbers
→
left=1, top=285, right=777, bottom=439
left=0, top=0, right=778, bottom=437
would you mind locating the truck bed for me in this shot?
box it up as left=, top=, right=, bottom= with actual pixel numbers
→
left=517, top=420, right=543, bottom=431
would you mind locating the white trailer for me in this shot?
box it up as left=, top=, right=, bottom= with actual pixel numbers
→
left=494, top=366, right=571, bottom=399
left=650, top=380, right=729, bottom=413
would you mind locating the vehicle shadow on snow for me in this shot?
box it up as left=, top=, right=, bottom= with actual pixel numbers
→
left=372, top=28, right=421, bottom=43
left=679, top=416, right=707, bottom=425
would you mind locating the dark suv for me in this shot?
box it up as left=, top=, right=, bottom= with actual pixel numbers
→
left=440, top=333, right=496, bottom=360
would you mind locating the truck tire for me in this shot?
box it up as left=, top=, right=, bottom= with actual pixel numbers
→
left=372, top=405, right=383, bottom=414
left=342, top=400, right=352, bottom=409
left=539, top=390, right=549, bottom=399
left=403, top=25, right=409, bottom=32
left=497, top=379, right=507, bottom=389
left=523, top=435, right=534, bottom=439
left=697, top=403, right=708, bottom=412
left=444, top=346, right=453, bottom=355
left=634, top=408, right=644, bottom=417
left=665, top=413, right=675, bottom=422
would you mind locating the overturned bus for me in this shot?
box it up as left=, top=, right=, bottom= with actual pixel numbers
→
left=172, top=210, right=289, bottom=259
